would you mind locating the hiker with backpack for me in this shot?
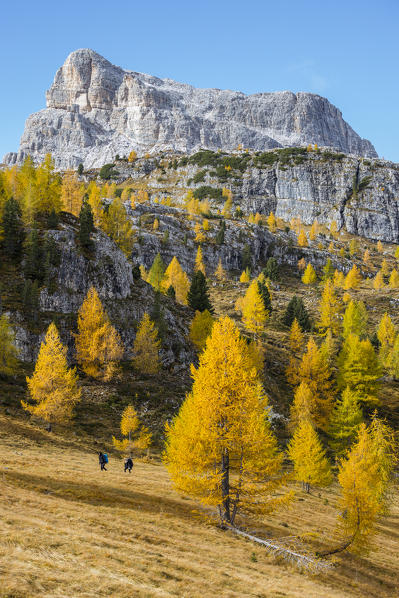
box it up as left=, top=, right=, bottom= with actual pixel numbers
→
left=99, top=451, right=108, bottom=471
left=124, top=457, right=133, bottom=473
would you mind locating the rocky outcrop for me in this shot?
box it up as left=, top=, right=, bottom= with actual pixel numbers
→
left=10, top=221, right=195, bottom=369
left=4, top=48, right=376, bottom=169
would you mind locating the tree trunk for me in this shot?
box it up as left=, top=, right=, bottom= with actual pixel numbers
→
left=221, top=449, right=230, bottom=524
left=47, top=421, right=52, bottom=432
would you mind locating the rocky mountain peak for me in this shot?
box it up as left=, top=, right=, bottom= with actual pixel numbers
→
left=4, top=49, right=377, bottom=168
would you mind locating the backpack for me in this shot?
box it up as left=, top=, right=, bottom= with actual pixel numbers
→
left=103, top=453, right=108, bottom=464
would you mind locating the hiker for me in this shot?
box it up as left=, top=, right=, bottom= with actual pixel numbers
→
left=99, top=451, right=108, bottom=471
left=124, top=457, right=133, bottom=473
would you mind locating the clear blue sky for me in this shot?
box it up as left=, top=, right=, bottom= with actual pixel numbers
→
left=1, top=0, right=398, bottom=161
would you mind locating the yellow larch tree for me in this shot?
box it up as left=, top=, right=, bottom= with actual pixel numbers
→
left=147, top=253, right=165, bottom=291
left=288, top=420, right=332, bottom=492
left=153, top=218, right=159, bottom=231
left=239, top=268, right=250, bottom=283
left=380, top=258, right=390, bottom=277
left=373, top=270, right=385, bottom=290
left=189, top=309, right=214, bottom=352
left=163, top=316, right=289, bottom=525
left=112, top=404, right=151, bottom=457
left=194, top=245, right=206, bottom=276
left=289, top=318, right=304, bottom=355
left=203, top=219, right=210, bottom=232
left=389, top=268, right=399, bottom=288
left=289, top=381, right=316, bottom=430
left=22, top=323, right=81, bottom=430
left=35, top=154, right=62, bottom=214
left=318, top=279, right=341, bottom=336
left=297, top=257, right=306, bottom=272
left=75, top=287, right=124, bottom=381
left=132, top=312, right=161, bottom=374
left=287, top=337, right=335, bottom=430
left=342, top=300, right=368, bottom=339
left=333, top=269, right=345, bottom=288
left=194, top=221, right=206, bottom=243
left=344, top=264, right=362, bottom=290
left=215, top=258, right=227, bottom=281
left=101, top=197, right=135, bottom=256
left=336, top=419, right=396, bottom=554
left=309, top=220, right=318, bottom=241
left=376, top=240, right=383, bottom=253
left=377, top=312, right=396, bottom=370
left=297, top=229, right=308, bottom=247
left=330, top=220, right=338, bottom=238
left=162, top=256, right=189, bottom=304
left=267, top=211, right=277, bottom=232
left=337, top=333, right=381, bottom=407
left=221, top=188, right=233, bottom=217
left=128, top=150, right=137, bottom=163
left=302, top=263, right=317, bottom=284
left=61, top=170, right=84, bottom=216
left=328, top=386, right=363, bottom=457
left=87, top=182, right=102, bottom=225
left=241, top=279, right=268, bottom=337
left=363, top=249, right=372, bottom=268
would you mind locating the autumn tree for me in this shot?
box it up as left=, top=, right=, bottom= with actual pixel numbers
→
left=333, top=269, right=345, bottom=288
left=344, top=264, right=362, bottom=290
left=22, top=323, right=81, bottom=430
left=35, top=154, right=62, bottom=214
left=335, top=418, right=396, bottom=553
left=194, top=245, right=206, bottom=276
left=215, top=258, right=227, bottom=281
left=102, top=197, right=135, bottom=256
left=87, top=183, right=102, bottom=225
left=289, top=381, right=316, bottom=429
left=241, top=280, right=268, bottom=337
left=342, top=299, right=368, bottom=339
left=112, top=404, right=151, bottom=457
left=128, top=150, right=137, bottom=163
left=329, top=387, right=363, bottom=457
left=287, top=338, right=334, bottom=430
left=297, top=229, right=308, bottom=247
left=163, top=316, right=288, bottom=525
left=239, top=268, right=251, bottom=283
left=377, top=312, right=396, bottom=369
left=376, top=240, right=383, bottom=253
left=133, top=312, right=161, bottom=374
left=363, top=249, right=372, bottom=268
left=267, top=211, right=277, bottom=232
left=61, top=170, right=84, bottom=216
left=337, top=333, right=381, bottom=407
left=0, top=314, right=18, bottom=376
left=373, top=270, right=385, bottom=290
left=162, top=257, right=190, bottom=304
left=302, top=263, right=317, bottom=285
left=288, top=420, right=332, bottom=492
left=189, top=309, right=214, bottom=352
left=318, top=280, right=341, bottom=336
left=75, top=287, right=124, bottom=380
left=322, top=258, right=334, bottom=281
left=147, top=253, right=165, bottom=291
left=389, top=268, right=399, bottom=288
left=188, top=271, right=213, bottom=313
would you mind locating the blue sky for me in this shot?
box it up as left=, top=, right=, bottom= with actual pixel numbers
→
left=1, top=0, right=398, bottom=161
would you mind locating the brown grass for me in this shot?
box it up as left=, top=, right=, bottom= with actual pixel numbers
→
left=0, top=415, right=398, bottom=598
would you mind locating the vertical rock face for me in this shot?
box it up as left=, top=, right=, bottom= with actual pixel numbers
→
left=4, top=48, right=377, bottom=169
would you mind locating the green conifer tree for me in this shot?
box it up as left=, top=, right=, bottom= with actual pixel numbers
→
left=188, top=271, right=213, bottom=313
left=2, top=197, right=24, bottom=260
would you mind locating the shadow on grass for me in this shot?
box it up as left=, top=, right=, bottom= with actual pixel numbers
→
left=2, top=469, right=195, bottom=520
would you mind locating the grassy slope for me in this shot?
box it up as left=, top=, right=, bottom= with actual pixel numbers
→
left=1, top=415, right=398, bottom=598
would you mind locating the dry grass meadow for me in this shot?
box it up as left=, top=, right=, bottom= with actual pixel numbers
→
left=0, top=414, right=398, bottom=598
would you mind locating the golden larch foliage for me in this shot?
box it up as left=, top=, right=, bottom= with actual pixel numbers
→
left=132, top=312, right=161, bottom=375
left=288, top=420, right=332, bottom=492
left=75, top=287, right=124, bottom=381
left=128, top=150, right=137, bottom=163
left=189, top=310, right=214, bottom=352
left=61, top=171, right=84, bottom=216
left=163, top=316, right=290, bottom=525
left=239, top=268, right=250, bottom=283
left=297, top=229, right=308, bottom=247
left=337, top=333, right=381, bottom=407
left=389, top=268, right=399, bottom=288
left=162, top=256, right=189, bottom=304
left=112, top=404, right=152, bottom=457
left=302, top=263, right=317, bottom=284
left=289, top=381, right=316, bottom=430
left=214, top=258, right=227, bottom=281
left=376, top=240, right=383, bottom=253
left=373, top=270, right=385, bottom=290
left=342, top=300, right=368, bottom=339
left=318, top=279, right=341, bottom=335
left=344, top=264, right=362, bottom=290
left=267, top=211, right=277, bottom=232
left=289, top=319, right=304, bottom=355
left=241, top=280, right=268, bottom=336
left=194, top=246, right=206, bottom=276
left=377, top=312, right=396, bottom=369
left=22, top=322, right=81, bottom=428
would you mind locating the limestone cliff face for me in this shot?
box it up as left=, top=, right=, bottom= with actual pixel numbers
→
left=4, top=48, right=376, bottom=168
left=11, top=222, right=194, bottom=370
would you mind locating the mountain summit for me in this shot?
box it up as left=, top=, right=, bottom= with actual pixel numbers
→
left=4, top=48, right=377, bottom=168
